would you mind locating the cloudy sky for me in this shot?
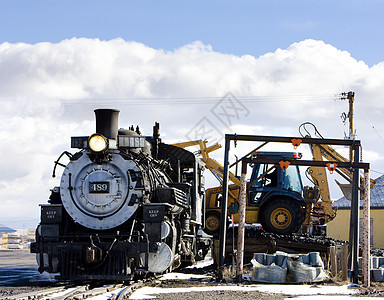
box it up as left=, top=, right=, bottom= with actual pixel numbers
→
left=1, top=1, right=384, bottom=229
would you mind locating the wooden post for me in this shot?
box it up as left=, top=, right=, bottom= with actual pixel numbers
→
left=362, top=169, right=371, bottom=287
left=351, top=145, right=360, bottom=283
left=336, top=245, right=349, bottom=281
left=236, top=162, right=247, bottom=283
left=341, top=244, right=349, bottom=281
left=327, top=246, right=337, bottom=278
left=213, top=239, right=220, bottom=265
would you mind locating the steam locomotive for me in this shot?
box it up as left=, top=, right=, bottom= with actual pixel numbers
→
left=31, top=109, right=210, bottom=281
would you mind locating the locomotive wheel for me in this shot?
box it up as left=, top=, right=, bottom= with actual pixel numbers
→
left=261, top=198, right=302, bottom=235
left=204, top=211, right=221, bottom=235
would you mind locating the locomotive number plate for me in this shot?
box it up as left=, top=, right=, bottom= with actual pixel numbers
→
left=89, top=182, right=110, bottom=193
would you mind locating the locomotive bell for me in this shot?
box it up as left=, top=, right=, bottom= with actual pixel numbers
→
left=94, top=109, right=120, bottom=140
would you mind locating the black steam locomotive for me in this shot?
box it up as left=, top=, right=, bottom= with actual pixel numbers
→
left=31, top=109, right=210, bottom=281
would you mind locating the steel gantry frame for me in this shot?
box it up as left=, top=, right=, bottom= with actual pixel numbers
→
left=219, top=134, right=370, bottom=286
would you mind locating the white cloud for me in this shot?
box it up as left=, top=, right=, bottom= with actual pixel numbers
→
left=1, top=38, right=383, bottom=228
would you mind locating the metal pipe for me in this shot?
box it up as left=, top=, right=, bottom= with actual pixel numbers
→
left=229, top=141, right=269, bottom=168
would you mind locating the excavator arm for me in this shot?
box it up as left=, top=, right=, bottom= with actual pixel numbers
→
left=307, top=144, right=337, bottom=223
left=172, top=140, right=241, bottom=186
left=312, top=143, right=375, bottom=195
left=300, top=122, right=375, bottom=225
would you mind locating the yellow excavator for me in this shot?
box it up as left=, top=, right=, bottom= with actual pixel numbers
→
left=173, top=140, right=315, bottom=235
left=174, top=128, right=375, bottom=235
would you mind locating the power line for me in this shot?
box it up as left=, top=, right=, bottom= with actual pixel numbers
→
left=371, top=169, right=384, bottom=175
left=0, top=93, right=338, bottom=105
left=358, top=104, right=384, bottom=145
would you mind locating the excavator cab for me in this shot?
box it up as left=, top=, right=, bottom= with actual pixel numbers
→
left=204, top=151, right=307, bottom=235
left=249, top=152, right=303, bottom=203
left=247, top=152, right=306, bottom=234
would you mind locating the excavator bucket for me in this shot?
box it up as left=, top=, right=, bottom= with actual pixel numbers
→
left=335, top=180, right=352, bottom=201
left=335, top=179, right=366, bottom=201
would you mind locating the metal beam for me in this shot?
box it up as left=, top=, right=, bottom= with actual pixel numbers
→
left=242, top=158, right=369, bottom=170
left=218, top=133, right=369, bottom=283
left=219, top=139, right=230, bottom=269
left=351, top=145, right=360, bottom=283
left=225, top=134, right=361, bottom=147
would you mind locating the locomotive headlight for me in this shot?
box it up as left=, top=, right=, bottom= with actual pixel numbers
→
left=89, top=134, right=108, bottom=152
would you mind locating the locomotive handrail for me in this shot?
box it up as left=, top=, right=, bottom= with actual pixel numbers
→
left=52, top=151, right=73, bottom=178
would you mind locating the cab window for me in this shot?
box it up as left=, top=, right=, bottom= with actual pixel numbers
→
left=281, top=165, right=302, bottom=193
left=250, top=163, right=277, bottom=188
left=214, top=194, right=222, bottom=208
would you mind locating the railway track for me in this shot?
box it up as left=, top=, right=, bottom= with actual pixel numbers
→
left=0, top=251, right=214, bottom=300
left=0, top=279, right=150, bottom=300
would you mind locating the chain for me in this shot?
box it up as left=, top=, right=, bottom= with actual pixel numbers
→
left=360, top=145, right=363, bottom=162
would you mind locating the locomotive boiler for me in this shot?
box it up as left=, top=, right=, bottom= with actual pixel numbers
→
left=31, top=109, right=209, bottom=281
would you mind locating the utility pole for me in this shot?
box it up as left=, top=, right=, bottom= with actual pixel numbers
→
left=341, top=91, right=356, bottom=166
left=348, top=91, right=355, bottom=139
left=341, top=91, right=355, bottom=140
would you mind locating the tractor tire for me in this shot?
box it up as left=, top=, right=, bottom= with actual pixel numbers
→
left=204, top=211, right=221, bottom=235
left=261, top=198, right=302, bottom=235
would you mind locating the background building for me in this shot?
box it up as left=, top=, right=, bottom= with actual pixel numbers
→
left=0, top=224, right=35, bottom=249
left=327, top=175, right=384, bottom=248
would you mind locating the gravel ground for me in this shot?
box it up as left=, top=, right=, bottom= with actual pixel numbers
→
left=146, top=289, right=286, bottom=300
left=1, top=250, right=384, bottom=299
left=135, top=280, right=287, bottom=300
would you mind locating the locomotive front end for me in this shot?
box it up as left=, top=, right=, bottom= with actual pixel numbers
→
left=31, top=109, right=209, bottom=281
left=62, top=109, right=149, bottom=230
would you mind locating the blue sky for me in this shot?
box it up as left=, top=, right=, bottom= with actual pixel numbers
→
left=1, top=0, right=383, bottom=66
left=1, top=0, right=384, bottom=228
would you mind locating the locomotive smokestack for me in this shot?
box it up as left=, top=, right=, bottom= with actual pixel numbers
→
left=94, top=109, right=120, bottom=140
